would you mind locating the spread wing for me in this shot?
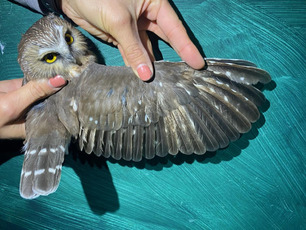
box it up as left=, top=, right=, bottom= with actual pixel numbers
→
left=57, top=59, right=271, bottom=161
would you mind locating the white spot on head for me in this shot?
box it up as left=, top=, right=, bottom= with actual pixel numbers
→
left=34, top=169, right=45, bottom=176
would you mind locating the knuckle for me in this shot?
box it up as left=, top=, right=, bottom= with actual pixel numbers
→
left=29, top=82, right=49, bottom=99
left=109, top=11, right=132, bottom=28
left=124, top=43, right=145, bottom=63
left=0, top=100, right=15, bottom=120
left=165, top=20, right=184, bottom=41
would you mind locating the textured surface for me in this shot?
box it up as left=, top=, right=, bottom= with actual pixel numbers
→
left=0, top=0, right=305, bottom=229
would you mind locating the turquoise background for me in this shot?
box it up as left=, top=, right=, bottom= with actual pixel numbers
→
left=0, top=0, right=305, bottom=229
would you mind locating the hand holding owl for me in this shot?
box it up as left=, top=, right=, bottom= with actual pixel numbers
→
left=60, top=0, right=205, bottom=80
left=0, top=76, right=66, bottom=139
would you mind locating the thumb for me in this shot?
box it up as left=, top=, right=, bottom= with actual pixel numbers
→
left=23, top=75, right=67, bottom=104
left=0, top=75, right=66, bottom=127
left=11, top=75, right=66, bottom=116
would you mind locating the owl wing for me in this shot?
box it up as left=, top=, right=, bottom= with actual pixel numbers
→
left=20, top=99, right=71, bottom=199
left=58, top=59, right=270, bottom=161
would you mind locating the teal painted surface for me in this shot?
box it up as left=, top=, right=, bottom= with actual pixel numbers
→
left=0, top=0, right=305, bottom=229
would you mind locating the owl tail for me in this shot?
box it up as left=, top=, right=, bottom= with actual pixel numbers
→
left=20, top=102, right=70, bottom=199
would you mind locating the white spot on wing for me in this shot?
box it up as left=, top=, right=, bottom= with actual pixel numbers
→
left=29, top=150, right=37, bottom=155
left=225, top=71, right=231, bottom=77
left=38, top=148, right=47, bottom=155
left=95, top=120, right=98, bottom=125
left=240, top=77, right=245, bottom=81
left=48, top=168, right=56, bottom=174
left=34, top=169, right=45, bottom=176
left=224, top=96, right=229, bottom=102
left=89, top=117, right=93, bottom=121
left=24, top=171, right=32, bottom=177
left=59, top=145, right=65, bottom=152
left=209, top=88, right=216, bottom=93
left=73, top=101, right=78, bottom=112
left=50, top=148, right=57, bottom=153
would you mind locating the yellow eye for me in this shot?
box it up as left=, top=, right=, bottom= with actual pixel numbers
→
left=44, top=53, right=57, bottom=63
left=65, top=33, right=74, bottom=45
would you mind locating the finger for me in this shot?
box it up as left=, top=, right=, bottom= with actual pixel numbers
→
left=0, top=123, right=25, bottom=139
left=157, top=1, right=205, bottom=69
left=114, top=21, right=154, bottom=81
left=117, top=44, right=129, bottom=66
left=0, top=78, right=23, bottom=92
left=138, top=17, right=169, bottom=43
left=15, top=75, right=66, bottom=108
left=139, top=31, right=155, bottom=62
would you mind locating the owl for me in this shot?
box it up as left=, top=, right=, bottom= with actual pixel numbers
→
left=18, top=14, right=271, bottom=199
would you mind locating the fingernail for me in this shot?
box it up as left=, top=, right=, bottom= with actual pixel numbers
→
left=48, top=75, right=67, bottom=88
left=137, top=64, right=153, bottom=81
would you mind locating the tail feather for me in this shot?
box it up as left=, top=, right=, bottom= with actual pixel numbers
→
left=20, top=136, right=69, bottom=199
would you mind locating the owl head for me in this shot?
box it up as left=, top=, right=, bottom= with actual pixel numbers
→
left=18, top=14, right=95, bottom=83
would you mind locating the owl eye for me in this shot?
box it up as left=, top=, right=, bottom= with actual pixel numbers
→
left=43, top=53, right=57, bottom=63
left=65, top=33, right=74, bottom=45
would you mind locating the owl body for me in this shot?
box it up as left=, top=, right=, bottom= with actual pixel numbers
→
left=18, top=14, right=271, bottom=199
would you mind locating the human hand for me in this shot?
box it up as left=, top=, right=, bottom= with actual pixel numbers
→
left=60, top=0, right=205, bottom=81
left=0, top=76, right=66, bottom=139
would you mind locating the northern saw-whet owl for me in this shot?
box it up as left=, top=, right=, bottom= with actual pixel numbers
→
left=17, top=14, right=271, bottom=199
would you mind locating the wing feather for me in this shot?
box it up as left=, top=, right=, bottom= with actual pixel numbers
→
left=59, top=60, right=270, bottom=161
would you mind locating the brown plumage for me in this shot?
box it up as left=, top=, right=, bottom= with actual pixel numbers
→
left=18, top=14, right=271, bottom=199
